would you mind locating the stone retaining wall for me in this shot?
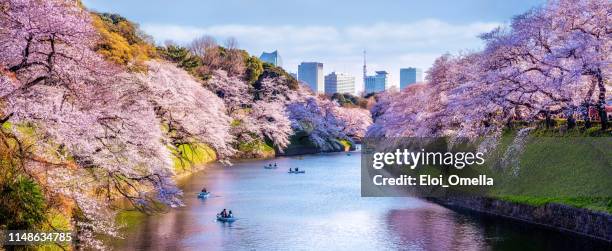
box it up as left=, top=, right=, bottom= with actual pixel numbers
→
left=433, top=197, right=612, bottom=242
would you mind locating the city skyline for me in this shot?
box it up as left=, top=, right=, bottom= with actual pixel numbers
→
left=83, top=0, right=545, bottom=93
left=293, top=55, right=421, bottom=95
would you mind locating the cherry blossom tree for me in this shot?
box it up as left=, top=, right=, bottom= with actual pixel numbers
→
left=0, top=0, right=113, bottom=96
left=370, top=0, right=610, bottom=141
left=528, top=0, right=612, bottom=130
left=3, top=68, right=179, bottom=248
left=366, top=84, right=434, bottom=137
left=0, top=1, right=193, bottom=248
left=287, top=97, right=349, bottom=149
left=206, top=70, right=252, bottom=114
left=256, top=76, right=305, bottom=104
left=206, top=70, right=293, bottom=153
left=332, top=106, right=372, bottom=139
left=135, top=61, right=234, bottom=158
left=245, top=101, right=292, bottom=149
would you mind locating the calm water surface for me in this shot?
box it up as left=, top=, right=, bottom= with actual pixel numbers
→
left=113, top=149, right=610, bottom=251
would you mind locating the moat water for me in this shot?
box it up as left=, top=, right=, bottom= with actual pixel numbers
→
left=112, top=149, right=609, bottom=250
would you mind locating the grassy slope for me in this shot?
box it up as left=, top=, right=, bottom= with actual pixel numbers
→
left=171, top=143, right=217, bottom=174
left=237, top=139, right=275, bottom=158
left=338, top=139, right=353, bottom=151
left=492, top=127, right=612, bottom=213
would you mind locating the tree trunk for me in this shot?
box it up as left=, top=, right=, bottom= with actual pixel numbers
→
left=567, top=115, right=576, bottom=129
left=0, top=113, right=12, bottom=124
left=581, top=102, right=592, bottom=129
left=595, top=71, right=608, bottom=130
left=545, top=110, right=553, bottom=129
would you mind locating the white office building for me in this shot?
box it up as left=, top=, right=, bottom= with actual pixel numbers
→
left=324, top=72, right=355, bottom=95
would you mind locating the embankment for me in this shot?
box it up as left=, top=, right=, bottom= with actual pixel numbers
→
left=276, top=139, right=355, bottom=156
left=433, top=197, right=612, bottom=243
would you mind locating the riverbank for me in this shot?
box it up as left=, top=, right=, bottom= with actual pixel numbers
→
left=424, top=127, right=612, bottom=243
left=432, top=197, right=612, bottom=243
left=276, top=138, right=354, bottom=156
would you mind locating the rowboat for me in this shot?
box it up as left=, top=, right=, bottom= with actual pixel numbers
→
left=216, top=214, right=236, bottom=222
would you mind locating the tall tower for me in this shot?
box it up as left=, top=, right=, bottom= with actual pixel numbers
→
left=363, top=50, right=367, bottom=80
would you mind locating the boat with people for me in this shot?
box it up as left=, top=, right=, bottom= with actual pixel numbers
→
left=264, top=163, right=279, bottom=169
left=288, top=168, right=305, bottom=174
left=217, top=209, right=236, bottom=222
left=216, top=214, right=236, bottom=222
left=198, top=187, right=210, bottom=199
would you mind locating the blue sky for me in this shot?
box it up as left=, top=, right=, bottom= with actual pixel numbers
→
left=83, top=0, right=544, bottom=93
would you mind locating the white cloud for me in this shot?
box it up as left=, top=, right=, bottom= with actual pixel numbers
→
left=142, top=19, right=500, bottom=93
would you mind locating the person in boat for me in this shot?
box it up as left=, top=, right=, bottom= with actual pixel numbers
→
left=201, top=187, right=207, bottom=193
left=228, top=210, right=233, bottom=218
left=295, top=167, right=299, bottom=172
left=289, top=168, right=292, bottom=172
left=274, top=162, right=277, bottom=167
left=220, top=209, right=227, bottom=217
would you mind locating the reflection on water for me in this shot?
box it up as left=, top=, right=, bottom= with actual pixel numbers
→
left=113, top=150, right=610, bottom=251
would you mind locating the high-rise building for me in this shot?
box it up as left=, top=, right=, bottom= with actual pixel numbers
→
left=298, top=62, right=324, bottom=93
left=324, top=72, right=355, bottom=95
left=259, top=50, right=282, bottom=67
left=364, top=71, right=389, bottom=94
left=400, top=67, right=423, bottom=89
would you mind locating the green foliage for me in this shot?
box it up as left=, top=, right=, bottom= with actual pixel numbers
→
left=255, top=62, right=299, bottom=91
left=243, top=54, right=264, bottom=85
left=157, top=44, right=202, bottom=73
left=0, top=129, right=47, bottom=230
left=506, top=119, right=611, bottom=136
left=0, top=176, right=47, bottom=230
left=92, top=12, right=157, bottom=71
left=237, top=139, right=275, bottom=158
left=47, top=209, right=71, bottom=231
left=287, top=131, right=318, bottom=148
left=338, top=139, right=353, bottom=151
left=363, top=92, right=377, bottom=99
left=331, top=93, right=368, bottom=108
left=498, top=196, right=612, bottom=214
left=230, top=119, right=242, bottom=127
left=529, top=124, right=611, bottom=137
